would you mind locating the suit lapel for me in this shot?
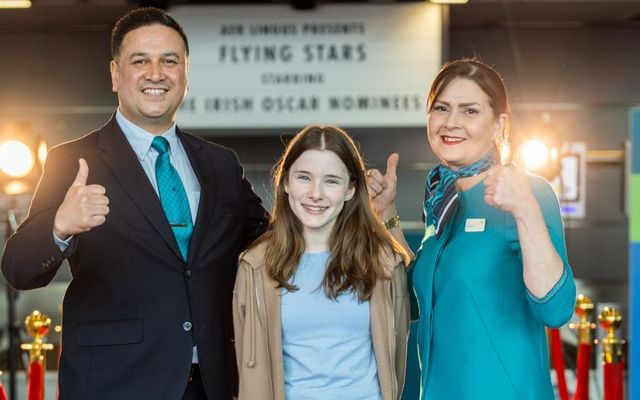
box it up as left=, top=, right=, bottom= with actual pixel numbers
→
left=177, top=129, right=217, bottom=264
left=97, top=117, right=183, bottom=261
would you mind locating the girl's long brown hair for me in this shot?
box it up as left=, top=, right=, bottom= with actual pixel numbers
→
left=250, top=125, right=410, bottom=302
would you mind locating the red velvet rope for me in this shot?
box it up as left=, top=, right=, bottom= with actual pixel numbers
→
left=0, top=383, right=7, bottom=400
left=550, top=328, right=570, bottom=400
left=604, top=362, right=616, bottom=400
left=572, top=343, right=591, bottom=400
left=615, top=358, right=625, bottom=400
left=57, top=343, right=62, bottom=400
left=27, top=361, right=44, bottom=400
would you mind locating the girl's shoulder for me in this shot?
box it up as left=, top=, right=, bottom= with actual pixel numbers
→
left=239, top=241, right=269, bottom=270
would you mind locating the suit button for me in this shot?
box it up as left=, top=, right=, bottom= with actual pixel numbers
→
left=183, top=322, right=192, bottom=332
left=185, top=270, right=191, bottom=278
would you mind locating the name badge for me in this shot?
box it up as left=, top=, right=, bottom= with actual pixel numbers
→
left=465, top=218, right=486, bottom=233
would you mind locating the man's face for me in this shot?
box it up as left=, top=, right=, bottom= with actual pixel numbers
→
left=110, top=24, right=188, bottom=134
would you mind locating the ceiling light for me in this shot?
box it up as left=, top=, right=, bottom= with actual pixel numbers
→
left=430, top=0, right=469, bottom=4
left=0, top=0, right=32, bottom=8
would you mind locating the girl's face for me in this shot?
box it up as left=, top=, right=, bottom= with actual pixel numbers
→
left=427, top=77, right=506, bottom=170
left=285, top=149, right=355, bottom=247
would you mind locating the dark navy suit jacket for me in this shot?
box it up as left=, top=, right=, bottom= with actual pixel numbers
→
left=1, top=116, right=268, bottom=400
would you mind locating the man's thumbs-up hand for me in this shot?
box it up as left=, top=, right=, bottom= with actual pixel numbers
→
left=53, top=159, right=109, bottom=240
left=71, top=157, right=89, bottom=187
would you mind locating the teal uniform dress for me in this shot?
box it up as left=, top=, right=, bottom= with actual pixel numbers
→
left=411, top=175, right=576, bottom=400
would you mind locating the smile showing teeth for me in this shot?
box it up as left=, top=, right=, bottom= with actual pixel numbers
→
left=143, top=88, right=167, bottom=95
left=303, top=204, right=328, bottom=213
left=442, top=135, right=464, bottom=144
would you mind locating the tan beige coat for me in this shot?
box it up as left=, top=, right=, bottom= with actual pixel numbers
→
left=233, top=242, right=410, bottom=400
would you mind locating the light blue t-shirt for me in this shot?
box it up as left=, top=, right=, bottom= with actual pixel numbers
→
left=281, top=251, right=382, bottom=400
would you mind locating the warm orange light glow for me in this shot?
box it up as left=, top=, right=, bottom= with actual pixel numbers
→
left=0, top=140, right=35, bottom=178
left=37, top=139, right=48, bottom=166
left=3, top=180, right=31, bottom=195
left=519, top=139, right=550, bottom=170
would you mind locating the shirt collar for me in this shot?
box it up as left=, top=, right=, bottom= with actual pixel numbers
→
left=115, top=110, right=179, bottom=161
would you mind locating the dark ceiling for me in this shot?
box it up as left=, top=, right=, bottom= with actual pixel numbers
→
left=1, top=0, right=640, bottom=30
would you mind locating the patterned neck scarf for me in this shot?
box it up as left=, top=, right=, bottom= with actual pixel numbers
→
left=424, top=149, right=498, bottom=237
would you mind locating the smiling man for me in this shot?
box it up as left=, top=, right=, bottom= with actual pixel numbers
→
left=110, top=18, right=188, bottom=134
left=1, top=8, right=268, bottom=400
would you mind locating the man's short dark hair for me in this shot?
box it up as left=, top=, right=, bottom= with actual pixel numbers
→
left=111, top=7, right=189, bottom=59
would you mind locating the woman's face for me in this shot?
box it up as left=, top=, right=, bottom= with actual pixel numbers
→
left=427, top=77, right=506, bottom=170
left=285, top=149, right=355, bottom=246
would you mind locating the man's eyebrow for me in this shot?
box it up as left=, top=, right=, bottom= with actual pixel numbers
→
left=128, top=52, right=148, bottom=59
left=127, top=52, right=182, bottom=59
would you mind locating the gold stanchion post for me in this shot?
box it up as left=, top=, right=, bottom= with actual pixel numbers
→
left=20, top=310, right=54, bottom=400
left=597, top=307, right=626, bottom=400
left=568, top=295, right=596, bottom=400
left=570, top=295, right=597, bottom=344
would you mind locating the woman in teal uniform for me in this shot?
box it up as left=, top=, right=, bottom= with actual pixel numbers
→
left=367, top=58, right=576, bottom=399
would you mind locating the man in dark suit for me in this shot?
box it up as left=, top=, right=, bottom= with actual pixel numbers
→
left=1, top=7, right=268, bottom=400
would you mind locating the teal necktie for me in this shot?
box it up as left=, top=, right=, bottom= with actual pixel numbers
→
left=151, top=136, right=193, bottom=261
